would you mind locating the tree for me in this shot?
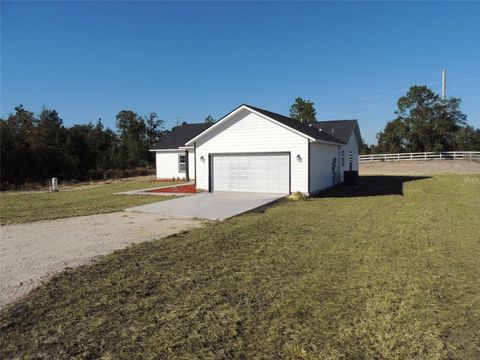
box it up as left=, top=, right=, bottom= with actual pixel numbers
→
left=455, top=125, right=480, bottom=151
left=359, top=138, right=372, bottom=155
left=90, top=119, right=120, bottom=173
left=376, top=85, right=471, bottom=152
left=376, top=118, right=408, bottom=153
left=144, top=112, right=165, bottom=146
left=31, top=108, right=68, bottom=179
left=289, top=97, right=317, bottom=123
left=65, top=124, right=94, bottom=178
left=116, top=110, right=148, bottom=168
left=204, top=115, right=215, bottom=124
left=0, top=105, right=36, bottom=184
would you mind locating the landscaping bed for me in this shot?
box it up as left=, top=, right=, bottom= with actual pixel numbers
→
left=144, top=183, right=196, bottom=194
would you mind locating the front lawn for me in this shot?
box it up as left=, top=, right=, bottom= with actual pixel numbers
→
left=0, top=180, right=179, bottom=224
left=1, top=174, right=479, bottom=359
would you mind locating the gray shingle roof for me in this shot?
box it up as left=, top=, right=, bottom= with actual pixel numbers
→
left=245, top=105, right=344, bottom=143
left=246, top=105, right=359, bottom=145
left=311, top=120, right=359, bottom=144
left=151, top=105, right=361, bottom=150
left=151, top=123, right=213, bottom=149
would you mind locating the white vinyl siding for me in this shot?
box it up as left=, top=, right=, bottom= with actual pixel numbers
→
left=195, top=109, right=308, bottom=193
left=155, top=150, right=194, bottom=180
left=309, top=142, right=341, bottom=193
left=188, top=150, right=195, bottom=178
left=339, top=132, right=359, bottom=181
left=212, top=153, right=289, bottom=193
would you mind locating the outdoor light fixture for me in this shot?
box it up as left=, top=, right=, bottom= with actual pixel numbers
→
left=200, top=156, right=205, bottom=162
left=296, top=154, right=302, bottom=161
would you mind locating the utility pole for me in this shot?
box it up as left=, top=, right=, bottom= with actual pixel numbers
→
left=176, top=116, right=180, bottom=127
left=442, top=69, right=447, bottom=101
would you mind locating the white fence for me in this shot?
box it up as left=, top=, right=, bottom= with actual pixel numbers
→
left=359, top=151, right=480, bottom=163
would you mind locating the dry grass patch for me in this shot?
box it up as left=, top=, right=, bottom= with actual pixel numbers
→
left=0, top=180, right=178, bottom=224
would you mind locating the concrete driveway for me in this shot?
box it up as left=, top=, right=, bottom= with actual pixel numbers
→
left=126, top=192, right=286, bottom=220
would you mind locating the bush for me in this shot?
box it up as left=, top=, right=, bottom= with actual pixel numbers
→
left=287, top=191, right=308, bottom=201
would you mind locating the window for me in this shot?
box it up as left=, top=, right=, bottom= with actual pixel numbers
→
left=341, top=150, right=345, bottom=166
left=178, top=154, right=187, bottom=173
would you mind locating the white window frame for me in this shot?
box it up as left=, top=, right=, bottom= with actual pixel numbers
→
left=178, top=154, right=187, bottom=173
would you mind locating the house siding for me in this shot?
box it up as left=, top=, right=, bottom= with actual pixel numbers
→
left=154, top=150, right=193, bottom=180
left=195, top=109, right=309, bottom=193
left=339, top=132, right=359, bottom=181
left=309, top=141, right=341, bottom=193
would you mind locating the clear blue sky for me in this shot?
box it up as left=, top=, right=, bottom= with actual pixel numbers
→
left=2, top=1, right=479, bottom=144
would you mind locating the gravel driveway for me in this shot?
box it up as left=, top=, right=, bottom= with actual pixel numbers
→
left=0, top=212, right=204, bottom=308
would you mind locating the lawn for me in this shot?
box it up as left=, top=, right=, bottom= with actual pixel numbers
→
left=1, top=174, right=479, bottom=359
left=0, top=180, right=179, bottom=224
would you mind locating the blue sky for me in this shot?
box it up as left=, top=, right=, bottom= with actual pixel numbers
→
left=1, top=1, right=479, bottom=144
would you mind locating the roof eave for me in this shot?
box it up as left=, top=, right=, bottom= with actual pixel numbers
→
left=149, top=148, right=184, bottom=152
left=313, top=139, right=344, bottom=146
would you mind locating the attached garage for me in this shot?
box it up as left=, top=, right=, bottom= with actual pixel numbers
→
left=152, top=104, right=361, bottom=196
left=211, top=153, right=290, bottom=193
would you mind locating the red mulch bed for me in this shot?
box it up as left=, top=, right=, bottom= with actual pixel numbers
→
left=145, top=184, right=196, bottom=193
left=151, top=179, right=186, bottom=183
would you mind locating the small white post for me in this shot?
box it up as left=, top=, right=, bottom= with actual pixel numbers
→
left=50, top=178, right=59, bottom=192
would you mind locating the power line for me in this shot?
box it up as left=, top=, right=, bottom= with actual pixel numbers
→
left=314, top=74, right=440, bottom=100
left=346, top=108, right=395, bottom=118
left=313, top=69, right=480, bottom=108
left=317, top=81, right=441, bottom=111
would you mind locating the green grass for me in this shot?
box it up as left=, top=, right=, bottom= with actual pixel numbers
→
left=0, top=180, right=178, bottom=224
left=1, top=174, right=479, bottom=359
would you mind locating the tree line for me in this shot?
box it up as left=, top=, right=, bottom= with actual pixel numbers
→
left=2, top=90, right=478, bottom=187
left=0, top=105, right=166, bottom=187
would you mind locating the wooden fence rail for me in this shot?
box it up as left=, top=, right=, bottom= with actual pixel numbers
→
left=359, top=151, right=480, bottom=163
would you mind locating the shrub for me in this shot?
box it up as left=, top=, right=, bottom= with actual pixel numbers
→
left=287, top=191, right=308, bottom=201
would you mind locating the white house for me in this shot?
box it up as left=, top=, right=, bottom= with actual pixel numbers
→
left=151, top=104, right=361, bottom=195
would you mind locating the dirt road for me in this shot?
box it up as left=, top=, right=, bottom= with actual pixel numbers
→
left=0, top=212, right=204, bottom=308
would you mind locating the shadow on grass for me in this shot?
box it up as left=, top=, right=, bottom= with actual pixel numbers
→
left=315, top=175, right=431, bottom=198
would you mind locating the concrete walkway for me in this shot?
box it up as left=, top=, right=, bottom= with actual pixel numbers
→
left=126, top=192, right=286, bottom=220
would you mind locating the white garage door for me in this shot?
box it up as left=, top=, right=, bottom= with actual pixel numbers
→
left=212, top=153, right=289, bottom=193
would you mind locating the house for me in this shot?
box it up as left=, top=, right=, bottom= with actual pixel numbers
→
left=151, top=104, right=361, bottom=195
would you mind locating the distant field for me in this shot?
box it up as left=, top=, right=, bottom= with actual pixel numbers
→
left=1, top=174, right=479, bottom=359
left=360, top=159, right=480, bottom=175
left=0, top=179, right=179, bottom=224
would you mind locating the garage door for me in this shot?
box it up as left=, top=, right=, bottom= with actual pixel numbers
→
left=212, top=153, right=289, bottom=193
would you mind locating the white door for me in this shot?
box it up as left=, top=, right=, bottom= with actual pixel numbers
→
left=212, top=153, right=289, bottom=193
